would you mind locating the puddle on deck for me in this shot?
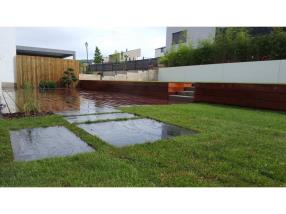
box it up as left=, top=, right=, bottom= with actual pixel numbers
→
left=10, top=126, right=94, bottom=161
left=64, top=113, right=136, bottom=123
left=78, top=118, right=196, bottom=147
left=0, top=89, right=173, bottom=114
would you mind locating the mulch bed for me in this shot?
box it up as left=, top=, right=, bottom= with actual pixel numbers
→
left=1, top=112, right=54, bottom=119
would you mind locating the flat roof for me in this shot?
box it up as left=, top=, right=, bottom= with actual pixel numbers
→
left=155, top=46, right=166, bottom=50
left=16, top=45, right=76, bottom=59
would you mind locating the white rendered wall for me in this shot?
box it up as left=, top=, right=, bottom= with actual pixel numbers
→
left=166, top=27, right=216, bottom=50
left=0, top=27, right=16, bottom=87
left=158, top=60, right=286, bottom=84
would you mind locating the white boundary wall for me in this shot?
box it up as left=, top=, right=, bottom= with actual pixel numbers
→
left=79, top=70, right=158, bottom=82
left=0, top=27, right=16, bottom=87
left=158, top=60, right=286, bottom=84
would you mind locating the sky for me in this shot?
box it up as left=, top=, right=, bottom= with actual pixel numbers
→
left=15, top=27, right=166, bottom=59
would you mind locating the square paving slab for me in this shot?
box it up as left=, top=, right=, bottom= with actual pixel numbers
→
left=78, top=118, right=195, bottom=147
left=64, top=113, right=136, bottom=124
left=10, top=126, right=94, bottom=161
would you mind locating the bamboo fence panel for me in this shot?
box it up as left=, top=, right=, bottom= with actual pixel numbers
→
left=16, top=55, right=79, bottom=88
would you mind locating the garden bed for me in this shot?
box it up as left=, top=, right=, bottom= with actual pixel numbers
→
left=1, top=111, right=53, bottom=119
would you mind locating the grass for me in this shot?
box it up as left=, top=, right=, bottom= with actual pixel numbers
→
left=0, top=103, right=286, bottom=186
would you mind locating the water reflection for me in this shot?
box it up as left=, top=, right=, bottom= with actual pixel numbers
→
left=78, top=118, right=196, bottom=147
left=2, top=88, right=175, bottom=114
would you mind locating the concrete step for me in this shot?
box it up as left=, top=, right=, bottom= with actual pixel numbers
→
left=169, top=95, right=194, bottom=103
left=177, top=91, right=194, bottom=96
left=184, top=87, right=195, bottom=91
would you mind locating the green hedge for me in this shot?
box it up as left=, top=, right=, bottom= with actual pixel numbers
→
left=160, top=28, right=286, bottom=67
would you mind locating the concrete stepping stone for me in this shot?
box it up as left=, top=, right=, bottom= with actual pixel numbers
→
left=10, top=126, right=94, bottom=161
left=78, top=118, right=195, bottom=147
left=64, top=113, right=136, bottom=124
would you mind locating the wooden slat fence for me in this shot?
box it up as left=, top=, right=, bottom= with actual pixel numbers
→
left=16, top=55, right=80, bottom=88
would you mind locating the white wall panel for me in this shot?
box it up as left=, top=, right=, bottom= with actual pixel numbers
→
left=159, top=60, right=286, bottom=84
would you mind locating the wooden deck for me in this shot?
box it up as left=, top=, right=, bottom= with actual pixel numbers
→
left=0, top=88, right=180, bottom=115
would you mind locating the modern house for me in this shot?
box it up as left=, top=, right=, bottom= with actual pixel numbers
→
left=155, top=27, right=286, bottom=57
left=166, top=27, right=216, bottom=50
left=0, top=28, right=78, bottom=89
left=154, top=27, right=216, bottom=57
left=155, top=47, right=166, bottom=58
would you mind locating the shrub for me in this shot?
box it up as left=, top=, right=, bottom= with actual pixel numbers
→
left=61, top=68, right=78, bottom=88
left=39, top=80, right=56, bottom=89
left=22, top=82, right=39, bottom=115
left=47, top=81, right=56, bottom=89
left=160, top=27, right=286, bottom=67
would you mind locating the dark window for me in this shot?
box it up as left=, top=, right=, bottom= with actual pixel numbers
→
left=172, top=31, right=187, bottom=45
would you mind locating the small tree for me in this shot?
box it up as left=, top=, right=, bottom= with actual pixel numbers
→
left=93, top=46, right=103, bottom=64
left=61, top=68, right=78, bottom=88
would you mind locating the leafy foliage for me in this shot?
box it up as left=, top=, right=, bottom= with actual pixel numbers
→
left=93, top=46, right=103, bottom=63
left=160, top=27, right=286, bottom=67
left=39, top=80, right=56, bottom=89
left=22, top=82, right=39, bottom=115
left=109, top=51, right=121, bottom=63
left=60, top=68, right=78, bottom=88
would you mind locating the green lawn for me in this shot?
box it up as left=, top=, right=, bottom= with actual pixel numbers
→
left=0, top=103, right=286, bottom=186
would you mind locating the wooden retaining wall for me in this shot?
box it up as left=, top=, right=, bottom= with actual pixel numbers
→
left=16, top=55, right=80, bottom=88
left=78, top=80, right=191, bottom=99
left=194, top=83, right=286, bottom=111
left=78, top=80, right=170, bottom=99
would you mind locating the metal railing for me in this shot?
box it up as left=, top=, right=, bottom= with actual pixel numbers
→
left=86, top=58, right=159, bottom=73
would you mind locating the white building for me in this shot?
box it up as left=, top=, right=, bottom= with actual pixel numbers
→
left=155, top=27, right=216, bottom=57
left=166, top=27, right=216, bottom=49
left=155, top=47, right=166, bottom=58
left=0, top=28, right=16, bottom=89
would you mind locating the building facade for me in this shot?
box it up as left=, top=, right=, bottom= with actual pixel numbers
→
left=155, top=27, right=216, bottom=57
left=0, top=28, right=16, bottom=88
left=166, top=27, right=216, bottom=50
left=155, top=47, right=166, bottom=58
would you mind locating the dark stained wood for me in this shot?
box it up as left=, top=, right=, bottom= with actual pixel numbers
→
left=194, top=83, right=286, bottom=111
left=78, top=80, right=170, bottom=99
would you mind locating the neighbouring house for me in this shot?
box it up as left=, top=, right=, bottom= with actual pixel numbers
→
left=109, top=48, right=141, bottom=63
left=166, top=27, right=216, bottom=50
left=0, top=28, right=78, bottom=89
left=154, top=27, right=216, bottom=57
left=155, top=27, right=285, bottom=57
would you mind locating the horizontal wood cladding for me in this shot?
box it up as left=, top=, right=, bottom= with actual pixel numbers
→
left=16, top=55, right=80, bottom=88
left=194, top=83, right=286, bottom=111
left=78, top=80, right=170, bottom=99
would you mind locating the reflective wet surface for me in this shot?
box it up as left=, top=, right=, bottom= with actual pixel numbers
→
left=10, top=126, right=94, bottom=161
left=78, top=118, right=196, bottom=147
left=56, top=106, right=120, bottom=116
left=64, top=113, right=136, bottom=124
left=0, top=89, right=175, bottom=114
